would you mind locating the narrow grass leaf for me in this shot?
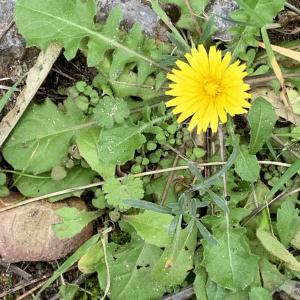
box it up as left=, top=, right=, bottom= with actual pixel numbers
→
left=0, top=74, right=26, bottom=113
left=123, top=199, right=172, bottom=214
left=34, top=234, right=99, bottom=299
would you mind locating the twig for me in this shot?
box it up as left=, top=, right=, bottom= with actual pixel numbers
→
left=52, top=67, right=76, bottom=82
left=100, top=235, right=110, bottom=300
left=0, top=43, right=62, bottom=147
left=241, top=186, right=300, bottom=226
left=0, top=78, right=11, bottom=82
left=160, top=155, right=179, bottom=206
left=0, top=261, right=32, bottom=280
left=218, top=125, right=228, bottom=198
left=16, top=280, right=46, bottom=300
left=183, top=0, right=201, bottom=36
left=161, top=286, right=194, bottom=300
left=0, top=85, right=20, bottom=92
left=245, top=72, right=300, bottom=87
left=0, top=273, right=52, bottom=298
left=285, top=1, right=300, bottom=15
left=272, top=134, right=300, bottom=158
left=0, top=160, right=292, bottom=213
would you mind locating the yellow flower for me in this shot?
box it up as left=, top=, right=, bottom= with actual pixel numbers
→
left=166, top=45, right=251, bottom=133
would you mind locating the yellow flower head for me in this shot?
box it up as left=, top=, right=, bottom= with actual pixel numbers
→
left=166, top=45, right=251, bottom=133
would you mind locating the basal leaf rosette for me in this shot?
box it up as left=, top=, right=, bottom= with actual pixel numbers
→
left=166, top=45, right=251, bottom=133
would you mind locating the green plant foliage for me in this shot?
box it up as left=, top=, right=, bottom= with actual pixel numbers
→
left=93, top=96, right=130, bottom=128
left=103, top=175, right=144, bottom=210
left=202, top=227, right=259, bottom=290
left=35, top=234, right=100, bottom=299
left=59, top=284, right=79, bottom=300
left=53, top=207, right=101, bottom=238
left=230, top=0, right=285, bottom=61
left=15, top=1, right=167, bottom=84
left=15, top=166, right=95, bottom=200
left=10, top=0, right=300, bottom=298
left=151, top=225, right=197, bottom=285
left=235, top=144, right=260, bottom=182
left=97, top=123, right=146, bottom=165
left=76, top=128, right=115, bottom=179
left=249, top=287, right=272, bottom=300
left=159, top=0, right=208, bottom=32
left=277, top=200, right=300, bottom=247
left=2, top=99, right=88, bottom=174
left=259, top=258, right=286, bottom=291
left=256, top=227, right=300, bottom=272
left=248, top=97, right=277, bottom=155
left=124, top=211, right=173, bottom=247
left=205, top=279, right=249, bottom=299
left=97, top=235, right=165, bottom=300
left=78, top=242, right=104, bottom=274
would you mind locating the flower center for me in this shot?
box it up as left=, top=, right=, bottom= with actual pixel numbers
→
left=204, top=79, right=222, bottom=97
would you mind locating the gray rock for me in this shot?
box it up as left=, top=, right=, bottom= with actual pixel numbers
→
left=206, top=0, right=239, bottom=42
left=0, top=0, right=27, bottom=78
left=0, top=194, right=94, bottom=262
left=95, top=0, right=167, bottom=40
left=0, top=0, right=166, bottom=78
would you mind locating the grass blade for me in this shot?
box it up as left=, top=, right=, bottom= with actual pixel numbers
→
left=34, top=234, right=99, bottom=299
left=0, top=74, right=26, bottom=113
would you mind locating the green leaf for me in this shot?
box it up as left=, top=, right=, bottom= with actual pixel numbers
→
left=2, top=99, right=89, bottom=174
left=77, top=127, right=115, bottom=179
left=124, top=199, right=172, bottom=214
left=0, top=186, right=10, bottom=197
left=194, top=268, right=208, bottom=300
left=235, top=145, right=260, bottom=182
left=202, top=227, right=259, bottom=290
left=59, top=284, right=79, bottom=300
left=16, top=166, right=95, bottom=201
left=151, top=225, right=197, bottom=285
left=259, top=258, right=286, bottom=291
left=248, top=97, right=277, bottom=154
left=93, top=96, right=129, bottom=128
left=277, top=199, right=300, bottom=247
left=97, top=235, right=165, bottom=300
left=35, top=234, right=99, bottom=299
left=124, top=211, right=173, bottom=247
left=97, top=123, right=146, bottom=165
left=15, top=1, right=165, bottom=82
left=249, top=287, right=272, bottom=300
left=53, top=207, right=101, bottom=239
left=230, top=0, right=285, bottom=61
left=103, top=175, right=144, bottom=210
left=0, top=74, right=26, bottom=113
left=291, top=225, right=300, bottom=250
left=205, top=278, right=249, bottom=300
left=256, top=227, right=300, bottom=272
left=266, top=159, right=300, bottom=202
left=206, top=190, right=229, bottom=213
left=0, top=173, right=6, bottom=186
left=78, top=242, right=104, bottom=274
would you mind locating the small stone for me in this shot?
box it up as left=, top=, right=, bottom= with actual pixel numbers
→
left=0, top=193, right=93, bottom=262
left=206, top=0, right=239, bottom=42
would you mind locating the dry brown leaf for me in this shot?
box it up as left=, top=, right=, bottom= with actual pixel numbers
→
left=251, top=87, right=300, bottom=125
left=0, top=43, right=62, bottom=147
left=259, top=42, right=300, bottom=62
